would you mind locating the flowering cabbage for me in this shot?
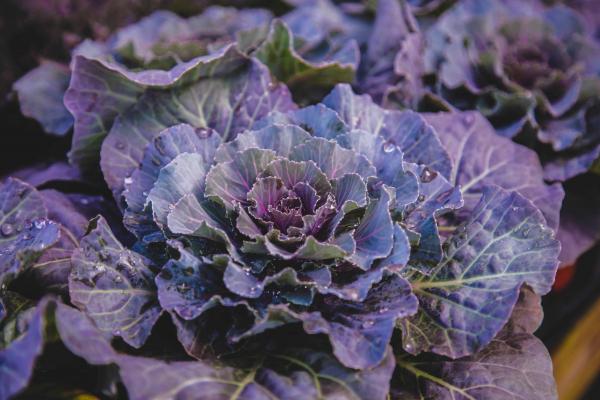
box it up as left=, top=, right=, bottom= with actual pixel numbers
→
left=424, top=0, right=600, bottom=182
left=1, top=2, right=569, bottom=399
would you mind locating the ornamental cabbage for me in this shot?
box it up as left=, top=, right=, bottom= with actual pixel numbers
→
left=1, top=2, right=569, bottom=399
left=424, top=0, right=600, bottom=182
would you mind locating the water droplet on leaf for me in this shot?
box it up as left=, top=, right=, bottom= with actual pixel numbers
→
left=383, top=141, right=396, bottom=153
left=33, top=220, right=46, bottom=229
left=177, top=283, right=190, bottom=293
left=420, top=167, right=437, bottom=183
left=195, top=128, right=211, bottom=138
left=1, top=224, right=14, bottom=237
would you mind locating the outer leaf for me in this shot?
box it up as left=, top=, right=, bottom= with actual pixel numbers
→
left=25, top=190, right=87, bottom=293
left=0, top=178, right=46, bottom=245
left=401, top=186, right=560, bottom=358
left=9, top=161, right=83, bottom=188
left=13, top=61, right=73, bottom=136
left=254, top=19, right=359, bottom=100
left=26, top=190, right=125, bottom=294
left=116, top=355, right=244, bottom=400
left=100, top=60, right=294, bottom=197
left=246, top=275, right=418, bottom=370
left=0, top=299, right=47, bottom=400
left=271, top=347, right=396, bottom=400
left=52, top=300, right=397, bottom=400
left=0, top=179, right=61, bottom=285
left=506, top=285, right=544, bottom=335
left=394, top=277, right=553, bottom=399
left=54, top=302, right=116, bottom=365
left=0, top=220, right=60, bottom=286
left=116, top=346, right=395, bottom=400
left=155, top=249, right=235, bottom=320
left=395, top=331, right=557, bottom=400
left=65, top=44, right=245, bottom=174
left=425, top=111, right=564, bottom=230
left=69, top=216, right=161, bottom=347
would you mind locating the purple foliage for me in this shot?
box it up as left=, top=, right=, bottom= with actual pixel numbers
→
left=4, top=0, right=587, bottom=398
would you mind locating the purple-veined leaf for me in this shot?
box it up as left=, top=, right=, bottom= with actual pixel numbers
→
left=332, top=173, right=367, bottom=209
left=262, top=158, right=332, bottom=199
left=51, top=297, right=396, bottom=400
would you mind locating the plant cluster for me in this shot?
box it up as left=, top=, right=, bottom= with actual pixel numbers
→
left=2, top=0, right=599, bottom=399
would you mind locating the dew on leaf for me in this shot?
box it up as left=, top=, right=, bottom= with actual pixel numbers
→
left=419, top=167, right=437, bottom=183
left=1, top=223, right=14, bottom=237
